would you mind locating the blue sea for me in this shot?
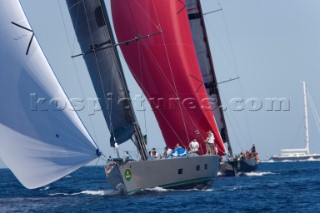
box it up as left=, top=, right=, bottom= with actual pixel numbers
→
left=1, top=161, right=320, bottom=212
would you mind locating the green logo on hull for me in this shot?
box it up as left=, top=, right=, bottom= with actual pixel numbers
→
left=125, top=169, right=132, bottom=181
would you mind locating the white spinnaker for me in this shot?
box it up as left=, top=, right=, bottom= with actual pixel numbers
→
left=0, top=0, right=98, bottom=189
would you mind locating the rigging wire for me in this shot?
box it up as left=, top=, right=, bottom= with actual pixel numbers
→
left=118, top=0, right=192, bottom=144
left=281, top=88, right=319, bottom=150
left=289, top=116, right=305, bottom=149
left=112, top=45, right=148, bottom=149
left=137, top=42, right=149, bottom=140
left=96, top=0, right=119, bottom=146
left=117, top=44, right=206, bottom=145
left=143, top=108, right=148, bottom=143
left=204, top=0, right=253, bottom=147
left=103, top=1, right=149, bottom=160
left=134, top=41, right=210, bottom=144
left=150, top=0, right=190, bottom=141
left=221, top=0, right=253, bottom=146
left=218, top=0, right=253, bottom=146
left=308, top=91, right=320, bottom=133
left=57, top=0, right=100, bottom=147
left=202, top=10, right=247, bottom=149
left=116, top=47, right=187, bottom=145
left=225, top=114, right=244, bottom=151
left=82, top=0, right=118, bottom=147
left=221, top=95, right=251, bottom=150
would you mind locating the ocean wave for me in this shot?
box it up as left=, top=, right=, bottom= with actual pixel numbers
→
left=77, top=190, right=119, bottom=196
left=49, top=192, right=70, bottom=196
left=144, top=187, right=212, bottom=193
left=145, top=187, right=169, bottom=192
left=49, top=190, right=119, bottom=197
left=40, top=186, right=50, bottom=191
left=202, top=188, right=214, bottom=192
left=242, top=171, right=276, bottom=176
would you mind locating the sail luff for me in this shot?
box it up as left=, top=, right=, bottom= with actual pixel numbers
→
left=66, top=0, right=147, bottom=159
left=0, top=0, right=98, bottom=189
left=186, top=0, right=232, bottom=156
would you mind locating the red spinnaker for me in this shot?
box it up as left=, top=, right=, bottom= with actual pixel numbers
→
left=111, top=0, right=225, bottom=155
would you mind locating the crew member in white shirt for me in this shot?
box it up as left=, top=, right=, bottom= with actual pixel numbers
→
left=205, top=130, right=215, bottom=155
left=189, top=138, right=199, bottom=154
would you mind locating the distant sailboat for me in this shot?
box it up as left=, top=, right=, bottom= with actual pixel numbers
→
left=185, top=0, right=257, bottom=175
left=270, top=81, right=320, bottom=162
left=0, top=0, right=226, bottom=195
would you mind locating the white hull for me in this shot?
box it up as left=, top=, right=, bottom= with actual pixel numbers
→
left=270, top=153, right=320, bottom=162
left=106, top=155, right=219, bottom=195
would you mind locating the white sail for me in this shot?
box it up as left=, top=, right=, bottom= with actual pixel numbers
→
left=0, top=0, right=98, bottom=189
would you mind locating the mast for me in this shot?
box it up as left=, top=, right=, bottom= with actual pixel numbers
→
left=302, top=81, right=310, bottom=155
left=66, top=0, right=147, bottom=160
left=186, top=0, right=232, bottom=156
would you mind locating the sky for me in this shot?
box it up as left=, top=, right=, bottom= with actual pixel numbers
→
left=1, top=0, right=320, bottom=168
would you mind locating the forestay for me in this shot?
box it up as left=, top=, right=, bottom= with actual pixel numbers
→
left=0, top=0, right=98, bottom=189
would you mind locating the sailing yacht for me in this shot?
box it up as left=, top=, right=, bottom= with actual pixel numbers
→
left=270, top=81, right=320, bottom=162
left=0, top=0, right=226, bottom=195
left=185, top=0, right=258, bottom=175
